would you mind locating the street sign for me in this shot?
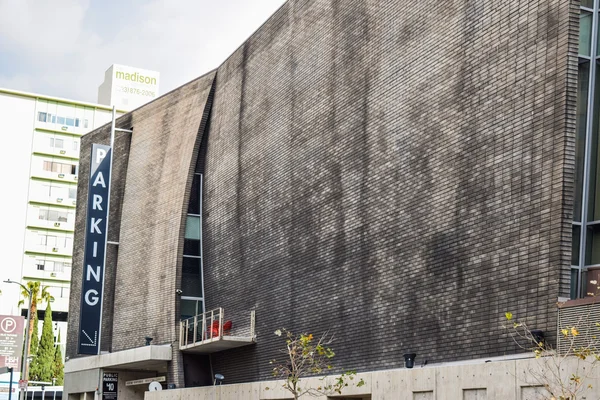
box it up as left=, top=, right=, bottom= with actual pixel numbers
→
left=78, top=144, right=112, bottom=355
left=0, top=315, right=24, bottom=371
left=125, top=376, right=165, bottom=386
left=103, top=372, right=118, bottom=400
left=18, top=380, right=27, bottom=390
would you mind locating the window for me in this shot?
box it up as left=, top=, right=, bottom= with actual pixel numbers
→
left=49, top=137, right=64, bottom=149
left=38, top=109, right=88, bottom=130
left=573, top=0, right=600, bottom=298
left=36, top=261, right=45, bottom=271
left=39, top=208, right=70, bottom=222
left=73, top=140, right=79, bottom=151
left=68, top=187, right=77, bottom=199
left=42, top=161, right=76, bottom=175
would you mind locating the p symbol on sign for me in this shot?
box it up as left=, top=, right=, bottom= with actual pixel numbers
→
left=0, top=318, right=17, bottom=333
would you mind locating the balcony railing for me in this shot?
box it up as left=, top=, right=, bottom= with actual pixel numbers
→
left=179, top=308, right=256, bottom=353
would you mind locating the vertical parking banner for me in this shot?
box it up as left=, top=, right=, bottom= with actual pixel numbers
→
left=78, top=144, right=112, bottom=355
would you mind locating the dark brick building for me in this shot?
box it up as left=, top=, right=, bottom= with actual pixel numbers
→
left=64, top=0, right=600, bottom=397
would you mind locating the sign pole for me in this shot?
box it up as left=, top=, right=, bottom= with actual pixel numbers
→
left=8, top=367, right=13, bottom=400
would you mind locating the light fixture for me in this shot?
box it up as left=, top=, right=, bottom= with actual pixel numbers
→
left=404, top=353, right=417, bottom=369
left=214, top=374, right=224, bottom=385
left=530, top=330, right=545, bottom=346
left=145, top=336, right=153, bottom=346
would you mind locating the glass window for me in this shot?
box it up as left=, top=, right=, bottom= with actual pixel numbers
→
left=574, top=60, right=590, bottom=222
left=84, top=119, right=89, bottom=128
left=56, top=116, right=65, bottom=125
left=188, top=174, right=201, bottom=214
left=585, top=224, right=600, bottom=265
left=37, top=112, right=47, bottom=122
left=580, top=11, right=593, bottom=57
left=68, top=187, right=77, bottom=199
left=65, top=117, right=75, bottom=126
left=182, top=257, right=202, bottom=297
left=36, top=261, right=45, bottom=271
left=573, top=225, right=581, bottom=266
left=73, top=140, right=79, bottom=151
left=75, top=118, right=80, bottom=127
left=582, top=0, right=594, bottom=8
left=184, top=238, right=201, bottom=256
left=50, top=138, right=64, bottom=148
left=185, top=216, right=200, bottom=240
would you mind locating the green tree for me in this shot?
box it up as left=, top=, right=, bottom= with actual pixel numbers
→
left=17, top=281, right=52, bottom=355
left=53, top=331, right=64, bottom=385
left=30, top=302, right=55, bottom=382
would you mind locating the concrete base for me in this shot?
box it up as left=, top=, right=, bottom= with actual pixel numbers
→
left=64, top=345, right=173, bottom=400
left=144, top=356, right=600, bottom=400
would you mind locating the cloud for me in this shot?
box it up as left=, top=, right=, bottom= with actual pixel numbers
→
left=0, top=0, right=287, bottom=102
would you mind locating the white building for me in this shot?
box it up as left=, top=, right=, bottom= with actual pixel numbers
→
left=0, top=88, right=124, bottom=346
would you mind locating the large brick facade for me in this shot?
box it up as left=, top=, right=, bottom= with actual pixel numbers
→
left=68, top=0, right=578, bottom=388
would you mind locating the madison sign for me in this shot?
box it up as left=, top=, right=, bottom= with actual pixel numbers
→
left=78, top=144, right=112, bottom=354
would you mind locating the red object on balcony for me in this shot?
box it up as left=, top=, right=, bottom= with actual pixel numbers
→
left=223, top=320, right=232, bottom=335
left=206, top=320, right=233, bottom=338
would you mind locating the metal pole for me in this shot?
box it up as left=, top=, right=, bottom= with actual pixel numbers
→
left=22, top=293, right=32, bottom=400
left=110, top=106, right=116, bottom=149
left=8, top=367, right=13, bottom=400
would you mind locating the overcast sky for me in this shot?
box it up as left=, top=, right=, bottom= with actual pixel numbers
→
left=0, top=0, right=287, bottom=103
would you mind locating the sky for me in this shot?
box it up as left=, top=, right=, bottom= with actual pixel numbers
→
left=0, top=0, right=288, bottom=103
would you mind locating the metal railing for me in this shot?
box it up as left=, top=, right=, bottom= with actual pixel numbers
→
left=179, top=308, right=256, bottom=348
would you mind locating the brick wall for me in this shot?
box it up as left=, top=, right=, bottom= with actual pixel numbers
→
left=202, top=0, right=577, bottom=383
left=67, top=73, right=215, bottom=388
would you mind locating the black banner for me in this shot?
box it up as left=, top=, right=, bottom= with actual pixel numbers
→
left=103, top=372, right=118, bottom=400
left=78, top=144, right=112, bottom=355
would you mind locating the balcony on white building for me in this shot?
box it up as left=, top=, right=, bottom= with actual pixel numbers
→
left=22, top=254, right=72, bottom=283
left=31, top=155, right=78, bottom=184
left=26, top=204, right=75, bottom=232
left=24, top=229, right=73, bottom=257
left=28, top=180, right=77, bottom=207
left=32, top=130, right=80, bottom=160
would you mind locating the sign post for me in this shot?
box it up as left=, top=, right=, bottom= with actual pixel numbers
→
left=77, top=144, right=112, bottom=355
left=0, top=316, right=25, bottom=372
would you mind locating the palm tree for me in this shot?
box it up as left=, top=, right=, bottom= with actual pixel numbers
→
left=18, top=281, right=53, bottom=354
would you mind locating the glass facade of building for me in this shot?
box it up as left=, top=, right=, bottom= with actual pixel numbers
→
left=573, top=0, right=600, bottom=298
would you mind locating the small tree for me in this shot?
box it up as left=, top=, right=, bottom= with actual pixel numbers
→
left=268, top=328, right=364, bottom=399
left=30, top=302, right=55, bottom=382
left=504, top=281, right=600, bottom=400
left=53, top=331, right=64, bottom=385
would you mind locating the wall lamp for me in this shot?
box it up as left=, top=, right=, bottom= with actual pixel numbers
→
left=145, top=336, right=153, bottom=346
left=404, top=353, right=417, bottom=369
left=214, top=374, right=224, bottom=385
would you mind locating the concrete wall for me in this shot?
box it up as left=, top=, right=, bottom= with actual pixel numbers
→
left=145, top=357, right=600, bottom=400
